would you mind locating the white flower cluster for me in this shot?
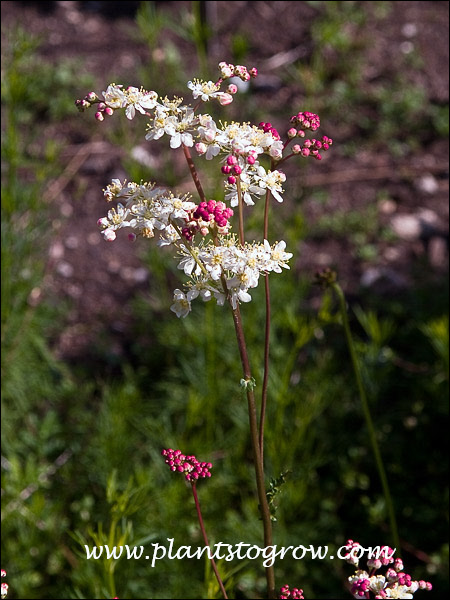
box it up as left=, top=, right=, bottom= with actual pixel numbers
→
left=101, top=76, right=288, bottom=207
left=90, top=64, right=299, bottom=317
left=171, top=238, right=293, bottom=317
left=225, top=166, right=286, bottom=207
left=98, top=180, right=293, bottom=317
left=195, top=120, right=283, bottom=161
left=187, top=78, right=233, bottom=105
left=348, top=570, right=431, bottom=599
left=98, top=179, right=194, bottom=243
left=103, top=84, right=158, bottom=120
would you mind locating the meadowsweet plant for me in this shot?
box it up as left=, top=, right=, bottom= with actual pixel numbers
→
left=75, top=62, right=430, bottom=599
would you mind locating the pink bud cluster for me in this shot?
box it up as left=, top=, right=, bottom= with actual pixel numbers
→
left=279, top=584, right=304, bottom=599
left=350, top=577, right=371, bottom=598
left=75, top=92, right=114, bottom=121
left=75, top=92, right=113, bottom=121
left=181, top=200, right=234, bottom=241
left=259, top=121, right=281, bottom=140
left=194, top=200, right=234, bottom=227
left=218, top=61, right=258, bottom=81
left=291, top=135, right=333, bottom=161
left=161, top=449, right=212, bottom=482
left=221, top=155, right=244, bottom=183
left=367, top=545, right=395, bottom=569
left=75, top=91, right=98, bottom=111
left=290, top=111, right=321, bottom=132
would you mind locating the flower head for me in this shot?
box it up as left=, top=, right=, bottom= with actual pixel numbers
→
left=161, top=448, right=212, bottom=482
left=345, top=540, right=432, bottom=599
left=279, top=584, right=304, bottom=599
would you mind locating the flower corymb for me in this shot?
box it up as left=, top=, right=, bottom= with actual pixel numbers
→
left=344, top=540, right=432, bottom=599
left=77, top=62, right=332, bottom=319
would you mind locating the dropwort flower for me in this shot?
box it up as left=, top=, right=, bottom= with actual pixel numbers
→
left=344, top=540, right=432, bottom=599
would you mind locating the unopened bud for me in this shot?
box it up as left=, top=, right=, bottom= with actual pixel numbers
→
left=217, top=92, right=233, bottom=105
left=195, top=142, right=207, bottom=155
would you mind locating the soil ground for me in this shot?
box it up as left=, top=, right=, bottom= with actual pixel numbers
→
left=1, top=0, right=448, bottom=361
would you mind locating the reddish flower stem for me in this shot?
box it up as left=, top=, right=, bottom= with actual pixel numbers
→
left=236, top=174, right=245, bottom=245
left=230, top=304, right=276, bottom=599
left=182, top=143, right=207, bottom=203
left=182, top=145, right=276, bottom=599
left=191, top=483, right=228, bottom=599
left=259, top=176, right=273, bottom=465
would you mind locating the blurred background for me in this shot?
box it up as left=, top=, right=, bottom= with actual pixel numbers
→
left=1, top=1, right=448, bottom=598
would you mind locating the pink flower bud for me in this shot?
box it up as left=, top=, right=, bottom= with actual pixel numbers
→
left=217, top=92, right=233, bottom=105
left=315, top=153, right=322, bottom=160
left=195, top=142, right=207, bottom=155
left=227, top=175, right=236, bottom=184
left=249, top=67, right=258, bottom=78
left=203, top=129, right=216, bottom=142
left=218, top=61, right=234, bottom=79
left=128, top=233, right=136, bottom=242
left=227, top=83, right=238, bottom=94
left=292, top=144, right=301, bottom=154
left=103, top=229, right=116, bottom=241
left=95, top=111, right=104, bottom=121
left=301, top=147, right=310, bottom=157
left=104, top=107, right=114, bottom=116
left=227, top=155, right=238, bottom=166
left=233, top=165, right=242, bottom=175
left=247, top=155, right=256, bottom=165
left=221, top=165, right=232, bottom=174
left=86, top=91, right=98, bottom=102
left=75, top=98, right=89, bottom=111
left=287, top=127, right=297, bottom=138
left=97, top=102, right=106, bottom=111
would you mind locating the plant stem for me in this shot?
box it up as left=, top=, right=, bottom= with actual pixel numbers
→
left=236, top=175, right=245, bottom=245
left=181, top=140, right=276, bottom=597
left=191, top=483, right=228, bottom=599
left=259, top=189, right=272, bottom=464
left=182, top=143, right=207, bottom=203
left=332, top=282, right=401, bottom=554
left=230, top=304, right=276, bottom=599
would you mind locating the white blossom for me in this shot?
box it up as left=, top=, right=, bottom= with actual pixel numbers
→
left=170, top=289, right=191, bottom=318
left=103, top=84, right=127, bottom=109
left=124, top=87, right=158, bottom=120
